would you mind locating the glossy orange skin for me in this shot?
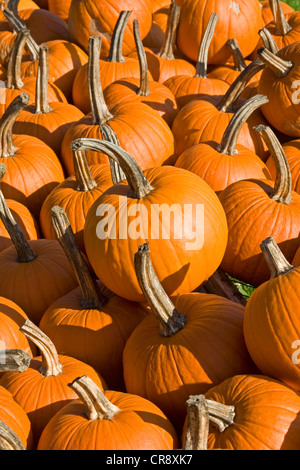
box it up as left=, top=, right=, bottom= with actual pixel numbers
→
left=39, top=281, right=149, bottom=391
left=39, top=163, right=114, bottom=252
left=48, top=0, right=72, bottom=20
left=104, top=77, right=178, bottom=127
left=68, top=0, right=153, bottom=57
left=0, top=355, right=106, bottom=448
left=175, top=141, right=271, bottom=194
left=143, top=6, right=169, bottom=50
left=219, top=179, right=300, bottom=287
left=84, top=166, right=228, bottom=302
left=171, top=96, right=269, bottom=161
left=37, top=389, right=178, bottom=450
left=0, top=239, right=78, bottom=324
left=123, top=293, right=257, bottom=432
left=266, top=140, right=300, bottom=194
left=151, top=0, right=171, bottom=13
left=177, top=0, right=262, bottom=64
left=0, top=134, right=64, bottom=217
left=61, top=102, right=176, bottom=176
left=0, top=385, right=33, bottom=450
left=204, top=375, right=300, bottom=450
left=244, top=265, right=300, bottom=391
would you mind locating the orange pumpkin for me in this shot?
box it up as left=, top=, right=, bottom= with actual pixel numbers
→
left=142, top=3, right=169, bottom=50
left=266, top=138, right=300, bottom=194
left=260, top=0, right=294, bottom=27
left=48, top=0, right=71, bottom=21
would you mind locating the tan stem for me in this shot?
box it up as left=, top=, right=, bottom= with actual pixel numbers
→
left=134, top=243, right=186, bottom=337
left=0, top=421, right=25, bottom=450
left=195, top=13, right=219, bottom=78
left=69, top=375, right=119, bottom=421
left=218, top=94, right=269, bottom=156
left=35, top=45, right=52, bottom=114
left=133, top=19, right=150, bottom=97
left=6, top=28, right=29, bottom=89
left=88, top=36, right=113, bottom=126
left=157, top=2, right=181, bottom=60
left=0, top=349, right=31, bottom=373
left=260, top=237, right=294, bottom=278
left=51, top=206, right=107, bottom=309
left=257, top=47, right=293, bottom=77
left=227, top=39, right=246, bottom=71
left=70, top=139, right=153, bottom=199
left=0, top=163, right=37, bottom=262
left=254, top=125, right=292, bottom=204
left=0, top=92, right=29, bottom=158
left=73, top=149, right=97, bottom=192
left=259, top=28, right=279, bottom=54
left=20, top=319, right=63, bottom=377
left=269, top=0, right=292, bottom=35
left=218, top=59, right=265, bottom=113
left=107, top=11, right=131, bottom=63
left=3, top=6, right=39, bottom=60
left=100, top=126, right=126, bottom=184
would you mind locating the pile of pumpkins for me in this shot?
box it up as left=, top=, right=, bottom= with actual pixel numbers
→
left=0, top=0, right=299, bottom=451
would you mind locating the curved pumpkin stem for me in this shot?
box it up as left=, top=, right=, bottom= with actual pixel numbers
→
left=20, top=319, right=63, bottom=377
left=3, top=4, right=39, bottom=60
left=134, top=243, right=186, bottom=337
left=69, top=375, right=119, bottom=421
left=99, top=126, right=126, bottom=184
left=218, top=94, right=269, bottom=156
left=227, top=39, right=247, bottom=72
left=260, top=237, right=294, bottom=278
left=269, top=0, right=292, bottom=36
left=259, top=28, right=279, bottom=54
left=0, top=162, right=37, bottom=262
left=73, top=148, right=97, bottom=192
left=157, top=1, right=181, bottom=60
left=35, top=45, right=52, bottom=114
left=183, top=395, right=236, bottom=450
left=0, top=349, right=31, bottom=373
left=107, top=10, right=131, bottom=63
left=71, top=139, right=153, bottom=199
left=133, top=19, right=150, bottom=97
left=0, top=421, right=25, bottom=451
left=0, top=92, right=29, bottom=158
left=195, top=13, right=219, bottom=79
left=6, top=28, right=29, bottom=89
left=254, top=125, right=292, bottom=204
left=257, top=47, right=293, bottom=77
left=51, top=206, right=107, bottom=309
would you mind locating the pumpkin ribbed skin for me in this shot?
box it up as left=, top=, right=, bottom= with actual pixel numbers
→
left=266, top=140, right=300, bottom=194
left=260, top=0, right=294, bottom=26
left=205, top=375, right=300, bottom=450
left=37, top=389, right=178, bottom=450
left=142, top=47, right=196, bottom=84
left=48, top=0, right=72, bottom=20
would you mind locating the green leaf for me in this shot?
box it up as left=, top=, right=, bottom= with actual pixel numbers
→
left=227, top=275, right=256, bottom=301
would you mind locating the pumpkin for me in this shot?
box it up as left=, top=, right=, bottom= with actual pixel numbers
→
left=39, top=206, right=148, bottom=391
left=48, top=0, right=71, bottom=21
left=104, top=19, right=178, bottom=127
left=0, top=320, right=106, bottom=448
left=37, top=375, right=178, bottom=450
left=175, top=94, right=271, bottom=193
left=163, top=13, right=230, bottom=109
left=177, top=0, right=263, bottom=64
left=243, top=237, right=300, bottom=391
left=72, top=11, right=142, bottom=116
left=0, top=92, right=64, bottom=217
left=266, top=138, right=300, bottom=194
left=260, top=0, right=294, bottom=27
left=0, top=0, right=39, bottom=22
left=151, top=0, right=171, bottom=14
left=142, top=3, right=169, bottom=50
left=122, top=243, right=256, bottom=432
left=68, top=0, right=153, bottom=57
left=219, top=125, right=300, bottom=287
left=61, top=36, right=176, bottom=177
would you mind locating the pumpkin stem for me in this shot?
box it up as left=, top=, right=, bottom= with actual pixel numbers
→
left=6, top=28, right=29, bottom=89
left=218, top=59, right=265, bottom=113
left=73, top=148, right=98, bottom=192
left=20, top=319, right=63, bottom=377
left=70, top=139, right=153, bottom=199
left=260, top=237, right=294, bottom=278
left=88, top=36, right=114, bottom=126
left=0, top=162, right=37, bottom=262
left=69, top=375, right=119, bottom=421
left=134, top=243, right=186, bottom=337
left=0, top=421, right=25, bottom=451
left=218, top=94, right=269, bottom=156
left=157, top=1, right=181, bottom=60
left=195, top=13, right=218, bottom=79
left=107, top=10, right=131, bottom=63
left=183, top=395, right=236, bottom=450
left=257, top=47, right=293, bottom=77
left=269, top=0, right=292, bottom=36
left=227, top=39, right=247, bottom=72
left=35, top=45, right=52, bottom=114
left=0, top=349, right=31, bottom=373
left=0, top=92, right=29, bottom=158
left=51, top=206, right=107, bottom=309
left=259, top=28, right=279, bottom=54
left=133, top=19, right=150, bottom=97
left=100, top=126, right=126, bottom=184
left=254, top=125, right=292, bottom=204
